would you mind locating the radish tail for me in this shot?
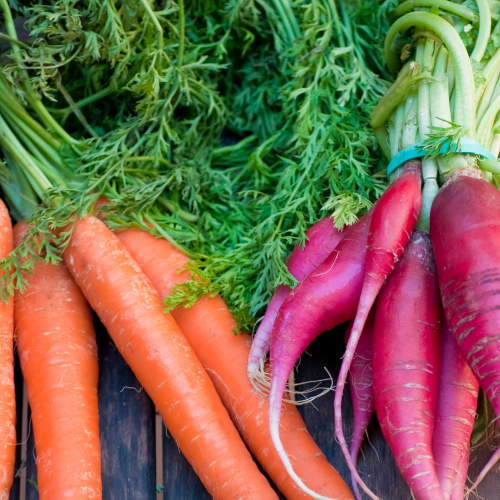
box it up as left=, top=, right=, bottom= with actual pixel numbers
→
left=334, top=334, right=379, bottom=500
left=350, top=444, right=365, bottom=500
left=269, top=375, right=347, bottom=500
left=450, top=451, right=469, bottom=500
left=468, top=447, right=500, bottom=493
left=346, top=314, right=375, bottom=499
left=344, top=312, right=378, bottom=500
left=351, top=476, right=363, bottom=500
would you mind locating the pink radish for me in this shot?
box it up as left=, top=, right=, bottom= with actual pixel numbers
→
left=450, top=450, right=469, bottom=500
left=344, top=310, right=375, bottom=500
left=430, top=168, right=500, bottom=492
left=373, top=230, right=443, bottom=500
left=432, top=321, right=479, bottom=500
left=269, top=209, right=373, bottom=500
left=430, top=169, right=500, bottom=409
left=248, top=217, right=344, bottom=381
left=334, top=160, right=422, bottom=497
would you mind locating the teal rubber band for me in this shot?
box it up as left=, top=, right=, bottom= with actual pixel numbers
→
left=386, top=138, right=498, bottom=177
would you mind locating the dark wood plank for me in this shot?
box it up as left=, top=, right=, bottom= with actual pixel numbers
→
left=161, top=422, right=211, bottom=500
left=160, top=415, right=286, bottom=500
left=9, top=353, right=26, bottom=500
left=95, top=317, right=156, bottom=500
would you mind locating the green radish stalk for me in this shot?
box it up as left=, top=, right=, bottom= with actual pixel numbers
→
left=475, top=23, right=500, bottom=177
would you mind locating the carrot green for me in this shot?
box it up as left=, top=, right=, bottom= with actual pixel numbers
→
left=0, top=0, right=388, bottom=328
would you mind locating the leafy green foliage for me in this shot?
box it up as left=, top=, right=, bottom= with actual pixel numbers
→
left=163, top=261, right=222, bottom=312
left=0, top=0, right=390, bottom=330
left=0, top=188, right=100, bottom=302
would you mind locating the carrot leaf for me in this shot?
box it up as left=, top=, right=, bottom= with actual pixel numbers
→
left=418, top=120, right=466, bottom=159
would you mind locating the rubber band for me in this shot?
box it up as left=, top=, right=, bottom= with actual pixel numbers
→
left=386, top=138, right=498, bottom=178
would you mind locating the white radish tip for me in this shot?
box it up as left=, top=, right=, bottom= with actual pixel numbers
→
left=269, top=384, right=341, bottom=500
left=466, top=446, right=500, bottom=494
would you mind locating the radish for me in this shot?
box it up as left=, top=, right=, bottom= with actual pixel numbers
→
left=334, top=160, right=422, bottom=497
left=450, top=451, right=469, bottom=500
left=344, top=310, right=375, bottom=500
left=373, top=230, right=443, bottom=500
left=248, top=216, right=344, bottom=383
left=430, top=169, right=500, bottom=415
left=430, top=168, right=500, bottom=491
left=268, top=209, right=373, bottom=500
left=432, top=321, right=479, bottom=500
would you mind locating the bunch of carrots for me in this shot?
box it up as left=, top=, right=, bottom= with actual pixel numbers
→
left=2, top=1, right=500, bottom=500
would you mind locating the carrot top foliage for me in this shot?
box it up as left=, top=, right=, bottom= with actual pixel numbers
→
left=0, top=0, right=389, bottom=329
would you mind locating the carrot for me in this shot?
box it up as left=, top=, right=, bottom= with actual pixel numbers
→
left=373, top=230, right=442, bottom=500
left=0, top=200, right=15, bottom=500
left=248, top=216, right=344, bottom=382
left=13, top=221, right=101, bottom=500
left=334, top=161, right=422, bottom=498
left=62, top=215, right=279, bottom=500
left=115, top=226, right=354, bottom=500
left=344, top=309, right=375, bottom=500
left=432, top=321, right=478, bottom=500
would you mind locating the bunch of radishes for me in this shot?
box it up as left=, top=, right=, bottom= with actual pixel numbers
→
left=248, top=3, right=500, bottom=500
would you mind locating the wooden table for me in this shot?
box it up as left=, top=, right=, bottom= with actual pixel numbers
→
left=9, top=317, right=500, bottom=500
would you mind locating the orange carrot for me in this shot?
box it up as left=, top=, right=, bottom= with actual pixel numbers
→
left=63, top=215, right=279, bottom=500
left=0, top=200, right=15, bottom=500
left=13, top=221, right=102, bottom=500
left=116, top=227, right=354, bottom=500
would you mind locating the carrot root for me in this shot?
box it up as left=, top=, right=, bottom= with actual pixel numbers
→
left=14, top=221, right=102, bottom=500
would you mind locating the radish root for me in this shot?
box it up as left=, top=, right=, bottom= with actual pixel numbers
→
left=467, top=447, right=500, bottom=494
left=250, top=360, right=334, bottom=404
